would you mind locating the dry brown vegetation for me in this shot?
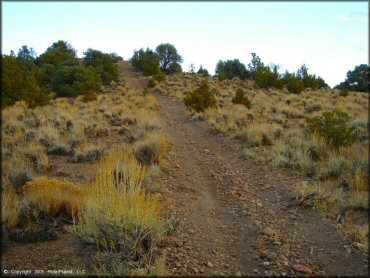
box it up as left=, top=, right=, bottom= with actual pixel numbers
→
left=152, top=73, right=369, bottom=252
left=1, top=78, right=169, bottom=274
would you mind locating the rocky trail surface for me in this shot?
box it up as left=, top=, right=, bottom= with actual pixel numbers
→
left=120, top=61, right=368, bottom=277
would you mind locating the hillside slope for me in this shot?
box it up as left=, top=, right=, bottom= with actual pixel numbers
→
left=118, top=61, right=368, bottom=276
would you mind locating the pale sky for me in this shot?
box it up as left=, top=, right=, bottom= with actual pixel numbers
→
left=2, top=1, right=368, bottom=87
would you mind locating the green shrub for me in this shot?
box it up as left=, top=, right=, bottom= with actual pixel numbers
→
left=153, top=72, right=166, bottom=83
left=232, top=89, right=252, bottom=108
left=83, top=48, right=119, bottom=85
left=349, top=117, right=369, bottom=141
left=255, top=67, right=273, bottom=89
left=2, top=55, right=50, bottom=108
left=197, top=65, right=209, bottom=77
left=51, top=65, right=102, bottom=97
left=272, top=78, right=284, bottom=89
left=306, top=110, right=354, bottom=148
left=184, top=80, right=216, bottom=112
left=142, top=88, right=149, bottom=96
left=36, top=40, right=77, bottom=67
left=131, top=48, right=160, bottom=76
left=147, top=79, right=156, bottom=88
left=319, top=155, right=348, bottom=180
left=339, top=88, right=349, bottom=97
left=215, top=59, right=249, bottom=80
left=287, top=76, right=305, bottom=94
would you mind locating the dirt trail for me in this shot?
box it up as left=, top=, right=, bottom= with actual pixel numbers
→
left=119, top=62, right=368, bottom=276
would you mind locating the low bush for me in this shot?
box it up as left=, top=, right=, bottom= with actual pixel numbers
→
left=82, top=92, right=98, bottom=102
left=153, top=72, right=166, bottom=83
left=306, top=110, right=354, bottom=148
left=287, top=76, right=305, bottom=94
left=348, top=117, right=369, bottom=141
left=339, top=88, right=349, bottom=97
left=134, top=134, right=167, bottom=166
left=21, top=144, right=50, bottom=172
left=319, top=155, right=349, bottom=180
left=51, top=65, right=102, bottom=97
left=142, top=88, right=149, bottom=96
left=72, top=145, right=167, bottom=274
left=148, top=79, right=156, bottom=88
left=232, top=89, right=252, bottom=108
left=2, top=186, right=20, bottom=229
left=184, top=80, right=216, bottom=112
left=8, top=158, right=35, bottom=190
left=71, top=144, right=105, bottom=162
left=23, top=177, right=86, bottom=217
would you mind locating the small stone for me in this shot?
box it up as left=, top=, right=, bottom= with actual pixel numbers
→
left=176, top=262, right=181, bottom=268
left=292, top=264, right=312, bottom=274
left=206, top=261, right=214, bottom=268
left=191, top=267, right=199, bottom=274
left=200, top=268, right=204, bottom=273
left=260, top=250, right=268, bottom=258
left=267, top=252, right=277, bottom=260
left=235, top=271, right=242, bottom=276
left=253, top=268, right=259, bottom=273
left=189, top=229, right=195, bottom=234
left=175, top=240, right=183, bottom=247
left=262, top=227, right=275, bottom=237
left=263, top=261, right=270, bottom=266
left=228, top=190, right=238, bottom=197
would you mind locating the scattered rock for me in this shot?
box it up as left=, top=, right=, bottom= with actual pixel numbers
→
left=260, top=250, right=268, bottom=258
left=228, top=190, right=239, bottom=197
left=235, top=271, right=242, bottom=276
left=267, top=252, right=277, bottom=261
left=176, top=262, right=181, bottom=268
left=191, top=267, right=199, bottom=274
left=175, top=240, right=183, bottom=247
left=292, top=264, right=312, bottom=274
left=262, top=227, right=275, bottom=237
left=206, top=261, right=214, bottom=268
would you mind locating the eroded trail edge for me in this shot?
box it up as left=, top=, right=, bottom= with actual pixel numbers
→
left=120, top=62, right=368, bottom=277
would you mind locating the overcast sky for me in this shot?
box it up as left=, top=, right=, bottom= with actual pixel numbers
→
left=2, top=1, right=368, bottom=87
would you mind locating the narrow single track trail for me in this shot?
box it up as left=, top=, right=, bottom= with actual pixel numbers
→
left=119, top=61, right=368, bottom=277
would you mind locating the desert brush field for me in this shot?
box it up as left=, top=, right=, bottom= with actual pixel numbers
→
left=1, top=42, right=369, bottom=276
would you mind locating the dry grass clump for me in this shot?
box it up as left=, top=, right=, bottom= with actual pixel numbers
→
left=235, top=123, right=282, bottom=147
left=72, top=145, right=168, bottom=275
left=71, top=143, right=105, bottom=163
left=2, top=186, right=21, bottom=229
left=134, top=133, right=168, bottom=166
left=84, top=122, right=110, bottom=137
left=23, top=177, right=86, bottom=217
left=17, top=143, right=50, bottom=173
left=6, top=157, right=35, bottom=190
